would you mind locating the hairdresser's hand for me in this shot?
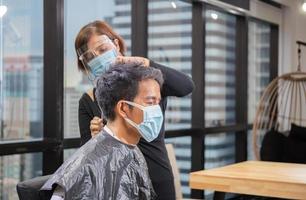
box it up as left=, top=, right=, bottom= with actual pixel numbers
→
left=90, top=117, right=103, bottom=138
left=114, top=56, right=150, bottom=67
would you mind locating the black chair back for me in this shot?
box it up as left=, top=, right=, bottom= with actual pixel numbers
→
left=16, top=175, right=52, bottom=200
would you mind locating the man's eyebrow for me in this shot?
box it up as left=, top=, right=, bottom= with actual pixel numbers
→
left=145, top=96, right=161, bottom=101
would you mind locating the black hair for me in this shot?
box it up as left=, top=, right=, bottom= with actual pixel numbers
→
left=95, top=64, right=164, bottom=121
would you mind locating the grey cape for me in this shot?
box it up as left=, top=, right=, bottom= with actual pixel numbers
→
left=41, top=129, right=156, bottom=200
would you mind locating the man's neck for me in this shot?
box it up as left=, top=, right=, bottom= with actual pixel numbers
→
left=106, top=120, right=140, bottom=145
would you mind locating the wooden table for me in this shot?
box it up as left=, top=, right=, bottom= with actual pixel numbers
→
left=189, top=161, right=306, bottom=200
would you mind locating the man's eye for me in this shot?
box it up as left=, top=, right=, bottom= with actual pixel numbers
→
left=146, top=102, right=154, bottom=106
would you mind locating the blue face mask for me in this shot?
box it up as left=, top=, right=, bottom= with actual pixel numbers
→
left=123, top=101, right=163, bottom=142
left=87, top=48, right=117, bottom=79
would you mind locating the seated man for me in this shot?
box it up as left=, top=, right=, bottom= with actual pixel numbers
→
left=41, top=63, right=164, bottom=199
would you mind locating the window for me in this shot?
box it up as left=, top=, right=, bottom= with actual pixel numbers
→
left=248, top=20, right=271, bottom=124
left=0, top=2, right=279, bottom=200
left=247, top=20, right=271, bottom=160
left=0, top=1, right=43, bottom=198
left=166, top=137, right=191, bottom=196
left=148, top=0, right=192, bottom=197
left=64, top=0, right=131, bottom=138
left=0, top=153, right=42, bottom=199
left=204, top=9, right=237, bottom=185
left=148, top=0, right=192, bottom=130
left=205, top=9, right=236, bottom=128
left=0, top=0, right=43, bottom=141
left=64, top=148, right=78, bottom=160
left=204, top=132, right=235, bottom=198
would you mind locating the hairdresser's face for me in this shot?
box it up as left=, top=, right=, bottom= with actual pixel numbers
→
left=87, top=34, right=122, bottom=56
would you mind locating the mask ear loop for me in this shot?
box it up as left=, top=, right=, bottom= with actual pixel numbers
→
left=96, top=103, right=103, bottom=120
left=123, top=100, right=145, bottom=110
left=87, top=70, right=95, bottom=84
left=122, top=101, right=141, bottom=136
left=94, top=83, right=108, bottom=127
left=122, top=101, right=145, bottom=128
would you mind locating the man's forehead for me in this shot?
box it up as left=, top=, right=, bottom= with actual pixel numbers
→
left=137, top=79, right=161, bottom=100
left=138, top=79, right=160, bottom=91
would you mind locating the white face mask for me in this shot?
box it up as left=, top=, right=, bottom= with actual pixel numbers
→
left=123, top=101, right=163, bottom=142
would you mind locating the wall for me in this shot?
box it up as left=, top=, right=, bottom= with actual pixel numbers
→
left=250, top=0, right=306, bottom=74
left=280, top=0, right=306, bottom=73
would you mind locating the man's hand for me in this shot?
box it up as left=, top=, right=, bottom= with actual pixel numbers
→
left=90, top=117, right=103, bottom=138
left=114, top=56, right=150, bottom=67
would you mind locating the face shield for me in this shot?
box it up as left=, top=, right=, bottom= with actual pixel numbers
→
left=77, top=35, right=117, bottom=73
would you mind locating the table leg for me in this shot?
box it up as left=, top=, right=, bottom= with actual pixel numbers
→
left=213, top=191, right=225, bottom=200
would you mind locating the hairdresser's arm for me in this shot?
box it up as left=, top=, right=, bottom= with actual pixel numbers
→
left=149, top=60, right=194, bottom=97
left=114, top=56, right=194, bottom=97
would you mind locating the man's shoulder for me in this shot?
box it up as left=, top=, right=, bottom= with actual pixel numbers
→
left=59, top=132, right=113, bottom=171
left=81, top=131, right=114, bottom=154
left=41, top=133, right=113, bottom=191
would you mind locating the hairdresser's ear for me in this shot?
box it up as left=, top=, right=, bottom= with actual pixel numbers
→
left=113, top=38, right=121, bottom=54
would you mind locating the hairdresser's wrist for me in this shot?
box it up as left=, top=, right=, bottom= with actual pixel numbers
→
left=142, top=58, right=150, bottom=67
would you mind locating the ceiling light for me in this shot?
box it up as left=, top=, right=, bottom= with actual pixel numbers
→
left=211, top=13, right=218, bottom=20
left=171, top=1, right=177, bottom=9
left=0, top=5, right=8, bottom=18
left=302, top=1, right=306, bottom=12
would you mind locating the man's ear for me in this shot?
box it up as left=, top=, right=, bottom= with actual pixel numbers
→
left=116, top=100, right=128, bottom=118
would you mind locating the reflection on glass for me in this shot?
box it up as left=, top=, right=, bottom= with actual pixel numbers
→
left=64, top=0, right=131, bottom=138
left=204, top=9, right=236, bottom=199
left=205, top=9, right=236, bottom=127
left=204, top=132, right=236, bottom=199
left=247, top=130, right=256, bottom=160
left=165, top=137, right=191, bottom=197
left=64, top=148, right=78, bottom=161
left=148, top=0, right=192, bottom=131
left=0, top=153, right=42, bottom=200
left=0, top=0, right=43, bottom=141
left=205, top=132, right=236, bottom=169
left=248, top=20, right=271, bottom=124
left=148, top=0, right=192, bottom=197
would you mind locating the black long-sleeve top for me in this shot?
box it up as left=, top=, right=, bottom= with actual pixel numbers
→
left=78, top=60, right=194, bottom=198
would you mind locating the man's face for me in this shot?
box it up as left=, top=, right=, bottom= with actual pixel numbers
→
left=126, top=79, right=161, bottom=124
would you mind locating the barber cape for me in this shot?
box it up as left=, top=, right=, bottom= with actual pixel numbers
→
left=41, top=129, right=156, bottom=200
